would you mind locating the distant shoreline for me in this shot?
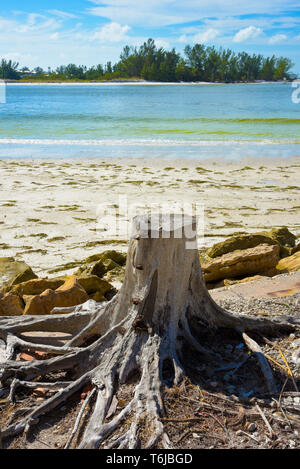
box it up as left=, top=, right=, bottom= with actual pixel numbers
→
left=2, top=80, right=289, bottom=86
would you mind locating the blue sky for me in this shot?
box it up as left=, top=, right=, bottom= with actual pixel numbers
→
left=0, top=1, right=300, bottom=74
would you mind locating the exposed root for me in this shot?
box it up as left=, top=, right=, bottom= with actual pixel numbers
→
left=242, top=332, right=278, bottom=395
left=64, top=387, right=97, bottom=449
left=2, top=371, right=92, bottom=440
left=0, top=214, right=298, bottom=449
left=8, top=378, right=72, bottom=403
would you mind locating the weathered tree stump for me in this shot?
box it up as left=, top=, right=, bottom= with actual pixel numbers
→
left=0, top=214, right=297, bottom=449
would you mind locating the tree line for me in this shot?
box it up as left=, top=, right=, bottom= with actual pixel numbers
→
left=0, top=39, right=296, bottom=82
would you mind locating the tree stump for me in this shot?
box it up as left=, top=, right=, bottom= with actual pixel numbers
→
left=0, top=214, right=296, bottom=449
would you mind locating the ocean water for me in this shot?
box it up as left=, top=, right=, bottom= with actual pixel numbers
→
left=0, top=82, right=299, bottom=160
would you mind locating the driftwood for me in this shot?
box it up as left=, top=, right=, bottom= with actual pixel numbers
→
left=0, top=214, right=296, bottom=449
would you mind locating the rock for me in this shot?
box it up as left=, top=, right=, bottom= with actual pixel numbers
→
left=262, top=227, right=297, bottom=249
left=23, top=294, right=35, bottom=304
left=76, top=275, right=113, bottom=297
left=75, top=250, right=126, bottom=284
left=202, top=244, right=280, bottom=283
left=19, top=352, right=36, bottom=361
left=9, top=277, right=65, bottom=297
left=0, top=292, right=24, bottom=316
left=23, top=276, right=89, bottom=315
left=223, top=275, right=267, bottom=286
left=80, top=383, right=94, bottom=401
left=0, top=257, right=37, bottom=289
left=75, top=260, right=106, bottom=278
left=33, top=387, right=48, bottom=397
left=89, top=291, right=107, bottom=302
left=276, top=251, right=300, bottom=273
left=207, top=234, right=278, bottom=258
left=247, top=423, right=257, bottom=433
left=104, top=263, right=125, bottom=283
left=207, top=228, right=297, bottom=259
left=85, top=250, right=126, bottom=266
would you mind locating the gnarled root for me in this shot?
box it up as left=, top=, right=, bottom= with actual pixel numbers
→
left=0, top=214, right=298, bottom=449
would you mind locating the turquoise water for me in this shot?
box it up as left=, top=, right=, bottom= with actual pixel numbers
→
left=0, top=82, right=299, bottom=160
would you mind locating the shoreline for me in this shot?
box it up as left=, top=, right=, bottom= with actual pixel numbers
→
left=3, top=80, right=289, bottom=86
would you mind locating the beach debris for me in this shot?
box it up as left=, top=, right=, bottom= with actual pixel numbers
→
left=202, top=243, right=280, bottom=283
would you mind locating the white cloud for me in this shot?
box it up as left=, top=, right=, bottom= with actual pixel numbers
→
left=178, top=28, right=219, bottom=44
left=50, top=32, right=60, bottom=40
left=268, top=33, right=287, bottom=44
left=155, top=38, right=170, bottom=49
left=233, top=26, right=263, bottom=42
left=193, top=28, right=219, bottom=43
left=47, top=10, right=78, bottom=19
left=92, top=22, right=130, bottom=43
left=88, top=0, right=300, bottom=27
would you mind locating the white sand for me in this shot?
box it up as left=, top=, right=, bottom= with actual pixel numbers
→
left=0, top=156, right=299, bottom=277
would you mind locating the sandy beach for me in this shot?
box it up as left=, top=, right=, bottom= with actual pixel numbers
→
left=0, top=156, right=299, bottom=278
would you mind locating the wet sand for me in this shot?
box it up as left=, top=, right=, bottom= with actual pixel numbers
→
left=0, top=157, right=299, bottom=277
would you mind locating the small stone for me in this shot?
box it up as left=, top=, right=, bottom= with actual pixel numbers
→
left=247, top=423, right=257, bottom=432
left=19, top=352, right=35, bottom=361
left=33, top=387, right=47, bottom=397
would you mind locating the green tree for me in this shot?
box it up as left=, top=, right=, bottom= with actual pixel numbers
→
left=274, top=57, right=294, bottom=80
left=0, top=59, right=20, bottom=79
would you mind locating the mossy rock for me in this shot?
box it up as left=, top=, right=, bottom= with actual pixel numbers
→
left=75, top=261, right=106, bottom=278
left=75, top=275, right=113, bottom=296
left=85, top=250, right=126, bottom=266
left=89, top=291, right=107, bottom=302
left=0, top=257, right=37, bottom=289
left=207, top=227, right=297, bottom=259
left=104, top=265, right=125, bottom=283
left=259, top=227, right=297, bottom=257
left=75, top=250, right=127, bottom=281
left=206, top=234, right=277, bottom=258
